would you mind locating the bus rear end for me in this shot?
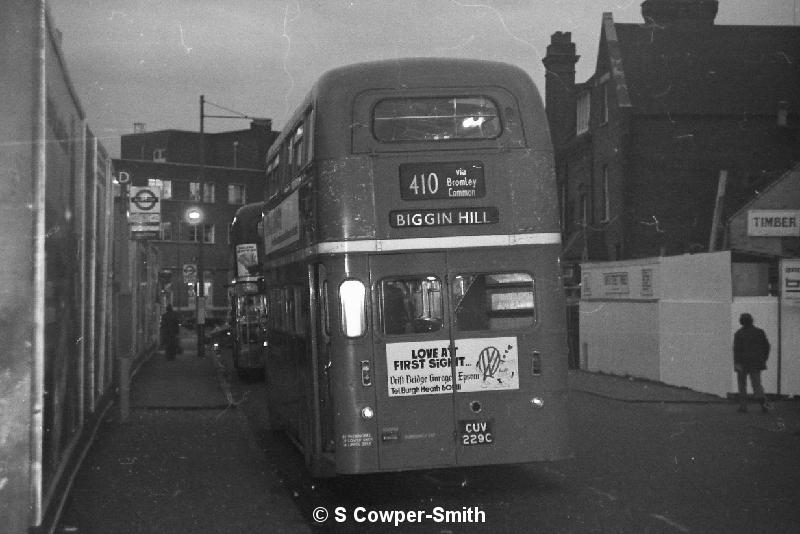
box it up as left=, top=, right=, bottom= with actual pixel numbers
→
left=306, top=59, right=571, bottom=475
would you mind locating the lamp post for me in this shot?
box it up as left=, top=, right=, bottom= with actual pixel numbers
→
left=196, top=95, right=265, bottom=357
left=186, top=206, right=205, bottom=358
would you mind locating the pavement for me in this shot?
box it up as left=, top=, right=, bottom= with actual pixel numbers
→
left=57, top=330, right=313, bottom=534
left=56, top=330, right=773, bottom=533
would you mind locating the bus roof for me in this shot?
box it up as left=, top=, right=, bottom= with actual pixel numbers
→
left=268, top=58, right=543, bottom=158
left=315, top=57, right=535, bottom=93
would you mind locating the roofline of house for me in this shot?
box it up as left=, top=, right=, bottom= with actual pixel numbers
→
left=726, top=163, right=800, bottom=221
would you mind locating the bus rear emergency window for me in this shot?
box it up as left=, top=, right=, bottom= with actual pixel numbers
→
left=373, top=96, right=501, bottom=142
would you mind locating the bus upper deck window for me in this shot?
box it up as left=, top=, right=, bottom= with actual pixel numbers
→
left=373, top=96, right=501, bottom=142
left=340, top=279, right=366, bottom=337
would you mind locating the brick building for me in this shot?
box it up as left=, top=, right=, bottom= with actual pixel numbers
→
left=114, top=120, right=277, bottom=322
left=543, top=0, right=800, bottom=272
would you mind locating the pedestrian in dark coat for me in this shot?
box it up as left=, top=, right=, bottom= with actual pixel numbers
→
left=160, top=304, right=180, bottom=360
left=733, top=313, right=770, bottom=413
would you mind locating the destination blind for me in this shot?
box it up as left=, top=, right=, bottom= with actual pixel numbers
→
left=390, top=207, right=499, bottom=228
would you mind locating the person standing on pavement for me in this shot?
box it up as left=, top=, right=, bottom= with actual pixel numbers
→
left=160, top=304, right=180, bottom=360
left=733, top=313, right=771, bottom=413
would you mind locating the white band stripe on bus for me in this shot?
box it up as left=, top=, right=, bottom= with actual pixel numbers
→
left=264, top=232, right=561, bottom=267
left=316, top=232, right=561, bottom=253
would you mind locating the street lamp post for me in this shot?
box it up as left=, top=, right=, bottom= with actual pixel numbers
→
left=187, top=207, right=205, bottom=358
left=196, top=95, right=265, bottom=358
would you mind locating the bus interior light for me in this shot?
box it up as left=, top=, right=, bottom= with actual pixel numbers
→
left=531, top=397, right=544, bottom=409
left=361, top=406, right=375, bottom=420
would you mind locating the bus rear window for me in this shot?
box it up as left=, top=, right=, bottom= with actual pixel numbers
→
left=451, top=272, right=534, bottom=331
left=380, top=277, right=443, bottom=335
left=373, top=96, right=501, bottom=142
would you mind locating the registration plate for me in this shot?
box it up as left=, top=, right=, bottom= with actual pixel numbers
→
left=459, top=419, right=494, bottom=446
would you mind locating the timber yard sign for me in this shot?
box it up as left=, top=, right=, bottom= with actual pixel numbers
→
left=747, top=210, right=800, bottom=237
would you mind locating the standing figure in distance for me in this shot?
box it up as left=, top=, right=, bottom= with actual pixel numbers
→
left=733, top=313, right=771, bottom=413
left=160, top=304, right=180, bottom=360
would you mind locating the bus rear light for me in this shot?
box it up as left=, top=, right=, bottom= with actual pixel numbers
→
left=531, top=350, right=542, bottom=376
left=360, top=406, right=374, bottom=420
left=530, top=397, right=544, bottom=409
left=360, top=360, right=373, bottom=387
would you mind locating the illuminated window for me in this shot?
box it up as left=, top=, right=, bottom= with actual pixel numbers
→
left=202, top=183, right=215, bottom=203
left=147, top=178, right=172, bottom=199
left=228, top=184, right=245, bottom=204
left=189, top=182, right=201, bottom=201
left=290, top=124, right=305, bottom=171
left=266, top=156, right=280, bottom=198
left=185, top=223, right=215, bottom=244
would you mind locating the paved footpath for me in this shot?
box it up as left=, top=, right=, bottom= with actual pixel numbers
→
left=57, top=332, right=311, bottom=534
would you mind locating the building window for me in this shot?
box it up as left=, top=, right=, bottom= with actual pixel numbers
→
left=228, top=184, right=246, bottom=204
left=189, top=182, right=201, bottom=201
left=188, top=182, right=215, bottom=203
left=202, top=224, right=214, bottom=243
left=161, top=221, right=173, bottom=241
left=601, top=165, right=610, bottom=222
left=202, top=182, right=215, bottom=203
left=153, top=148, right=166, bottom=162
left=185, top=223, right=215, bottom=244
left=600, top=83, right=609, bottom=125
left=576, top=92, right=590, bottom=135
left=147, top=178, right=172, bottom=200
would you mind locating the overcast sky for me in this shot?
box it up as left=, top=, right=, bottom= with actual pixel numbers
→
left=48, top=0, right=798, bottom=158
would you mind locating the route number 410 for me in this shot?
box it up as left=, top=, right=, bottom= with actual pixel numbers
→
left=408, top=172, right=440, bottom=196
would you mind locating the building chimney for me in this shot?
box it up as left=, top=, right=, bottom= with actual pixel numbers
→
left=641, top=0, right=718, bottom=28
left=542, top=31, right=579, bottom=147
left=133, top=122, right=146, bottom=134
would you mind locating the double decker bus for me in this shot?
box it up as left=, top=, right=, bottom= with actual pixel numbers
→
left=228, top=202, right=268, bottom=379
left=263, top=58, right=570, bottom=477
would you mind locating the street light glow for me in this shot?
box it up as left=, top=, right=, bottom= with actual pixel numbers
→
left=186, top=207, right=204, bottom=224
